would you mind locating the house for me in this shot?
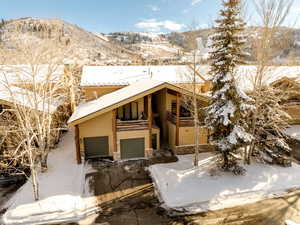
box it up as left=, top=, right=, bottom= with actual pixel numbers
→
left=68, top=65, right=300, bottom=163
left=271, top=76, right=300, bottom=124
left=0, top=65, right=70, bottom=153
left=68, top=79, right=210, bottom=163
left=80, top=65, right=212, bottom=101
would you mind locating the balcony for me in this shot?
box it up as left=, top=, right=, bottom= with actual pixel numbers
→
left=116, top=119, right=151, bottom=131
left=167, top=111, right=195, bottom=127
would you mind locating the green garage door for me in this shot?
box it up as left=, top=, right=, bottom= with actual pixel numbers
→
left=84, top=136, right=109, bottom=159
left=120, top=138, right=145, bottom=159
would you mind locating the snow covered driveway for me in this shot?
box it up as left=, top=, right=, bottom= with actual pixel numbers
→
left=149, top=154, right=300, bottom=215
left=2, top=130, right=99, bottom=225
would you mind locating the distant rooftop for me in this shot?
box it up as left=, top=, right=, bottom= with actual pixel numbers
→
left=80, top=65, right=210, bottom=86
left=0, top=64, right=65, bottom=84
left=81, top=65, right=300, bottom=91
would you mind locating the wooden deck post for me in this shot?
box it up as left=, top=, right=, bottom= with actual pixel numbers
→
left=112, top=109, right=117, bottom=153
left=176, top=93, right=180, bottom=146
left=148, top=95, right=152, bottom=149
left=75, top=125, right=82, bottom=164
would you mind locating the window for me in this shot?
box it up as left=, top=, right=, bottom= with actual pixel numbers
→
left=117, top=101, right=139, bottom=121
left=117, top=107, right=124, bottom=120
left=171, top=101, right=191, bottom=117
left=124, top=103, right=131, bottom=120
left=131, top=102, right=138, bottom=120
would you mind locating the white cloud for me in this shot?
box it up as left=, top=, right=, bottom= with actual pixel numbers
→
left=191, top=0, right=204, bottom=6
left=147, top=5, right=160, bottom=12
left=135, top=19, right=184, bottom=32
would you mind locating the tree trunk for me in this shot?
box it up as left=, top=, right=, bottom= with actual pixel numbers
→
left=41, top=152, right=49, bottom=172
left=31, top=165, right=39, bottom=201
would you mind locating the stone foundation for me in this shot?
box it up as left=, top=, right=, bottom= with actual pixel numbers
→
left=145, top=148, right=153, bottom=158
left=113, top=152, right=121, bottom=160
left=174, top=144, right=216, bottom=155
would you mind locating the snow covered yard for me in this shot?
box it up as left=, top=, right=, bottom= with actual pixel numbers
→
left=149, top=153, right=300, bottom=215
left=1, top=130, right=100, bottom=225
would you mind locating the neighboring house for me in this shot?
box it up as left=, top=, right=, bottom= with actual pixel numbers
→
left=271, top=77, right=300, bottom=124
left=0, top=64, right=69, bottom=153
left=68, top=79, right=210, bottom=163
left=80, top=65, right=212, bottom=101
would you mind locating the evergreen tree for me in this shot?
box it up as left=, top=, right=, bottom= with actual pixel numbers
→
left=205, top=0, right=254, bottom=173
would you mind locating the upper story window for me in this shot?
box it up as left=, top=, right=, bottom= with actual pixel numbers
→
left=117, top=101, right=139, bottom=121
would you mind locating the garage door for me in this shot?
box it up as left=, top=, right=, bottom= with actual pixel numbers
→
left=84, top=136, right=109, bottom=159
left=120, top=138, right=145, bottom=159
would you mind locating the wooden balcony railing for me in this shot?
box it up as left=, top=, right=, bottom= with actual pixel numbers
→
left=116, top=119, right=149, bottom=131
left=167, top=111, right=195, bottom=127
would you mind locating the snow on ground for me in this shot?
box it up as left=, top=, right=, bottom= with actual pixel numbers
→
left=2, top=130, right=99, bottom=225
left=149, top=153, right=300, bottom=215
left=286, top=220, right=300, bottom=225
left=285, top=125, right=300, bottom=141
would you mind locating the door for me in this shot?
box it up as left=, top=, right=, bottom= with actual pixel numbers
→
left=120, top=138, right=145, bottom=159
left=84, top=136, right=109, bottom=159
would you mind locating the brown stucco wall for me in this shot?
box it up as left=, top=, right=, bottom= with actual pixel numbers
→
left=78, top=111, right=114, bottom=157
left=83, top=86, right=123, bottom=101
left=77, top=105, right=160, bottom=160
left=285, top=105, right=300, bottom=124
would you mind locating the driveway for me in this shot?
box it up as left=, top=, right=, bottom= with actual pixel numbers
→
left=87, top=159, right=300, bottom=225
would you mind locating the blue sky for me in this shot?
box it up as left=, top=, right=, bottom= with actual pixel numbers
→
left=1, top=0, right=300, bottom=34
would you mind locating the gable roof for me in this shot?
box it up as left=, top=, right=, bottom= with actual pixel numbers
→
left=0, top=85, right=60, bottom=113
left=0, top=64, right=65, bottom=84
left=68, top=79, right=208, bottom=125
left=81, top=65, right=300, bottom=91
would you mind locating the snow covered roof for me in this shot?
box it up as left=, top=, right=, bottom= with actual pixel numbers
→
left=69, top=79, right=198, bottom=125
left=0, top=64, right=65, bottom=84
left=80, top=65, right=209, bottom=86
left=234, top=66, right=300, bottom=92
left=0, top=85, right=60, bottom=113
left=284, top=125, right=300, bottom=141
left=81, top=65, right=300, bottom=91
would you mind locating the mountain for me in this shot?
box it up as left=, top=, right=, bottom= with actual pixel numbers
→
left=0, top=17, right=299, bottom=65
left=108, top=27, right=300, bottom=65
left=0, top=17, right=142, bottom=65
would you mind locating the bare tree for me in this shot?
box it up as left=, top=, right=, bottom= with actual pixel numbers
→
left=246, top=0, right=295, bottom=164
left=0, top=28, right=72, bottom=200
left=180, top=23, right=210, bottom=167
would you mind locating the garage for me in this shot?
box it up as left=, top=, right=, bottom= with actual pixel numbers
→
left=84, top=136, right=109, bottom=159
left=120, top=138, right=145, bottom=159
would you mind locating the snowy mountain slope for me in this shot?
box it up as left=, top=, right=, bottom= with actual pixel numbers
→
left=0, top=18, right=141, bottom=65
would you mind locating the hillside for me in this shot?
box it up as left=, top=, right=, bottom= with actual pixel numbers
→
left=0, top=18, right=142, bottom=65
left=108, top=27, right=300, bottom=65
left=1, top=18, right=299, bottom=65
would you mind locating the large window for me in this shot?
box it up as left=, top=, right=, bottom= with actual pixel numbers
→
left=171, top=100, right=191, bottom=117
left=117, top=102, right=139, bottom=121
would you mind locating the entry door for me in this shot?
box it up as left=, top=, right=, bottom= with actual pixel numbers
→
left=120, top=138, right=145, bottom=159
left=84, top=136, right=109, bottom=159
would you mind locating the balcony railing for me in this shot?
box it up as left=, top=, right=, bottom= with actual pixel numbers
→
left=167, top=111, right=195, bottom=127
left=116, top=119, right=149, bottom=131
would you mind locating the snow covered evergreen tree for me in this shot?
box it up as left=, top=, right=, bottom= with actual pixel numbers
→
left=205, top=0, right=254, bottom=173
